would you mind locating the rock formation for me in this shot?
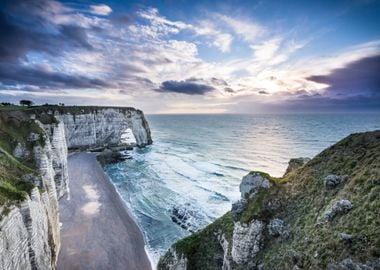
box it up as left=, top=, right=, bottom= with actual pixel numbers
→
left=158, top=130, right=380, bottom=270
left=0, top=106, right=152, bottom=270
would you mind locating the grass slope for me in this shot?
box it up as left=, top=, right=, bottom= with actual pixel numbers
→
left=0, top=110, right=51, bottom=217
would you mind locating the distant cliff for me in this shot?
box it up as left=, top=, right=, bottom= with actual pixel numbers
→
left=158, top=131, right=380, bottom=270
left=0, top=106, right=152, bottom=270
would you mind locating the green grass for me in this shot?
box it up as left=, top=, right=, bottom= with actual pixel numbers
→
left=0, top=110, right=47, bottom=209
left=0, top=147, right=36, bottom=207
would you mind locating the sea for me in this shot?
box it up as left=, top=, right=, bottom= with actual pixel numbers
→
left=103, top=113, right=380, bottom=265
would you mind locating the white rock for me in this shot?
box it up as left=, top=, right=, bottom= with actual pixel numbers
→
left=239, top=172, right=272, bottom=199
left=322, top=199, right=353, bottom=222
left=231, top=220, right=264, bottom=265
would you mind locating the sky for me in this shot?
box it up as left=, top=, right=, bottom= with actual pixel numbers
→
left=0, top=0, right=379, bottom=114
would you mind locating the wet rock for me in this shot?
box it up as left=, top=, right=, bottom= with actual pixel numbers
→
left=285, top=157, right=310, bottom=175
left=231, top=199, right=247, bottom=221
left=170, top=204, right=200, bottom=233
left=240, top=172, right=272, bottom=199
left=322, top=199, right=353, bottom=222
left=96, top=150, right=132, bottom=165
left=231, top=220, right=264, bottom=265
left=268, top=218, right=289, bottom=239
left=324, top=174, right=344, bottom=188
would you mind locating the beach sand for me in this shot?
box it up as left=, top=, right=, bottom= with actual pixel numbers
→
left=57, top=153, right=152, bottom=270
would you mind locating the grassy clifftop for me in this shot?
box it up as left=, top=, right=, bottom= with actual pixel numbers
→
left=0, top=110, right=48, bottom=216
left=159, top=130, right=380, bottom=269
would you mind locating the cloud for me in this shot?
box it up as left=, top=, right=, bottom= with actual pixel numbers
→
left=307, top=54, right=380, bottom=99
left=217, top=14, right=263, bottom=42
left=258, top=90, right=269, bottom=95
left=0, top=1, right=93, bottom=62
left=193, top=20, right=233, bottom=53
left=90, top=4, right=112, bottom=16
left=0, top=62, right=112, bottom=90
left=156, top=79, right=215, bottom=95
left=251, top=38, right=282, bottom=61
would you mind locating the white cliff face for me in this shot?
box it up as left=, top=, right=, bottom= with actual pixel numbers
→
left=0, top=206, right=31, bottom=270
left=56, top=108, right=152, bottom=149
left=231, top=220, right=264, bottom=265
left=41, top=122, right=69, bottom=199
left=0, top=121, right=67, bottom=270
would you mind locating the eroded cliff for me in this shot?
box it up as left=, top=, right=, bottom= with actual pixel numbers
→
left=0, top=106, right=152, bottom=270
left=158, top=130, right=380, bottom=270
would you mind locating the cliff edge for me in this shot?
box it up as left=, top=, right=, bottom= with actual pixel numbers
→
left=0, top=105, right=152, bottom=270
left=158, top=130, right=380, bottom=270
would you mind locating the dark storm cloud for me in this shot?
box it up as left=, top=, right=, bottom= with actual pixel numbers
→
left=156, top=79, right=215, bottom=95
left=0, top=1, right=93, bottom=61
left=258, top=90, right=269, bottom=95
left=307, top=55, right=380, bottom=98
left=0, top=0, right=104, bottom=91
left=211, top=77, right=228, bottom=86
left=224, top=87, right=235, bottom=93
left=0, top=63, right=112, bottom=89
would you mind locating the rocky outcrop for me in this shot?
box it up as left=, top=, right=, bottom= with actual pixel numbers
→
left=239, top=172, right=272, bottom=199
left=324, top=174, right=344, bottom=188
left=231, top=220, right=264, bottom=265
left=321, top=199, right=353, bottom=222
left=56, top=107, right=152, bottom=149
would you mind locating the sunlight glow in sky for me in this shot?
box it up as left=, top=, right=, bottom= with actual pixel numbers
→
left=0, top=0, right=379, bottom=113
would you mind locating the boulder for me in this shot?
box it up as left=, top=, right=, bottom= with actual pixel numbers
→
left=324, top=174, right=344, bottom=188
left=322, top=199, right=353, bottom=222
left=268, top=218, right=289, bottom=239
left=239, top=172, right=272, bottom=199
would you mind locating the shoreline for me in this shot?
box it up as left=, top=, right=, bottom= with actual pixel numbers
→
left=57, top=152, right=152, bottom=270
left=99, top=161, right=158, bottom=269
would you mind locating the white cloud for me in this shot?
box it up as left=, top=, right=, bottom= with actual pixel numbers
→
left=251, top=38, right=282, bottom=61
left=193, top=20, right=233, bottom=53
left=217, top=14, right=263, bottom=42
left=90, top=4, right=112, bottom=16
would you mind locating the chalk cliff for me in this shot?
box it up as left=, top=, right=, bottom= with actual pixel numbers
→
left=0, top=106, right=152, bottom=270
left=158, top=130, right=380, bottom=270
left=54, top=107, right=152, bottom=149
